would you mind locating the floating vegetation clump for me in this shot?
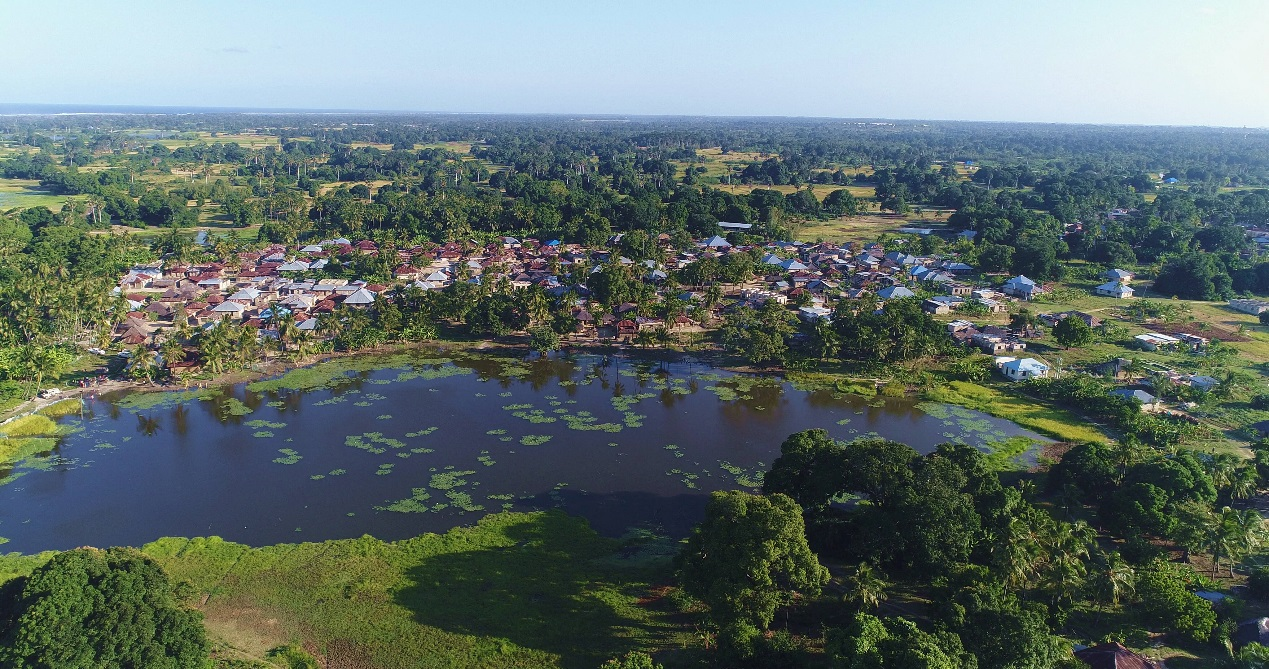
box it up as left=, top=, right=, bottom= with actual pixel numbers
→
left=410, top=447, right=434, bottom=454
left=328, top=469, right=347, bottom=476
left=704, top=385, right=739, bottom=402
left=502, top=403, right=534, bottom=411
left=718, top=460, right=765, bottom=489
left=245, top=420, right=287, bottom=429
left=377, top=414, right=393, bottom=420
left=498, top=392, right=512, bottom=398
left=622, top=412, right=645, bottom=428
left=610, top=393, right=656, bottom=413
left=445, top=490, right=484, bottom=512
left=376, top=487, right=431, bottom=513
left=520, top=435, right=552, bottom=446
left=353, top=401, right=372, bottom=407
left=511, top=409, right=557, bottom=424
left=115, top=387, right=218, bottom=411
left=221, top=398, right=253, bottom=417
left=376, top=464, right=395, bottom=476
left=404, top=427, right=438, bottom=437
left=272, top=449, right=302, bottom=465
left=836, top=418, right=852, bottom=426
left=345, top=432, right=406, bottom=454
left=429, top=470, right=476, bottom=490
left=310, top=474, right=325, bottom=481
left=667, top=468, right=700, bottom=489
left=364, top=393, right=388, bottom=401
left=485, top=429, right=507, bottom=436
left=252, top=431, right=274, bottom=438
left=313, top=396, right=346, bottom=406
left=477, top=452, right=496, bottom=467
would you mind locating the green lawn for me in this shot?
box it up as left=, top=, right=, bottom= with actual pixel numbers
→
left=137, top=512, right=685, bottom=669
left=0, top=178, right=82, bottom=212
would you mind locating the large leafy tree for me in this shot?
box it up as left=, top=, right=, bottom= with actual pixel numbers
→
left=676, top=491, right=829, bottom=657
left=0, top=548, right=209, bottom=669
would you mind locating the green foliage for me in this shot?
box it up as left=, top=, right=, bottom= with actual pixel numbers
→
left=599, top=651, right=663, bottom=669
left=1052, top=315, right=1094, bottom=349
left=0, top=547, right=209, bottom=669
left=676, top=491, right=828, bottom=638
left=827, top=613, right=977, bottom=669
left=1134, top=560, right=1216, bottom=642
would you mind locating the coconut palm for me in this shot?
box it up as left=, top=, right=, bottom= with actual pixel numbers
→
left=844, top=562, right=889, bottom=611
left=1207, top=507, right=1267, bottom=578
left=1087, top=550, right=1135, bottom=609
left=129, top=345, right=157, bottom=381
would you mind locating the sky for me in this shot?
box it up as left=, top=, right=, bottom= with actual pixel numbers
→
left=1, top=0, right=1267, bottom=127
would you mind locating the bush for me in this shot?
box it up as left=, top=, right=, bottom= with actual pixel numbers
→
left=1252, top=393, right=1269, bottom=411
left=1249, top=567, right=1269, bottom=601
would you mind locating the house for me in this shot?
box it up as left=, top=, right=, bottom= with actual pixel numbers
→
left=1110, top=388, right=1161, bottom=412
left=1103, top=268, right=1135, bottom=283
left=1134, top=332, right=1180, bottom=351
left=343, top=288, right=376, bottom=307
left=797, top=306, right=833, bottom=322
left=877, top=285, right=915, bottom=300
left=1230, top=298, right=1269, bottom=316
left=1189, top=375, right=1220, bottom=392
left=703, top=235, right=731, bottom=249
left=1095, top=281, right=1134, bottom=298
left=1074, top=642, right=1160, bottom=669
left=1002, top=275, right=1043, bottom=300
left=718, top=221, right=753, bottom=231
left=995, top=356, right=1050, bottom=381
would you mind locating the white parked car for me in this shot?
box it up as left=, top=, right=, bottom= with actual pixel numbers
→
left=39, top=388, right=62, bottom=399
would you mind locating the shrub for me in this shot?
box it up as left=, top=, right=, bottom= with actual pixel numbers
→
left=1249, top=567, right=1269, bottom=601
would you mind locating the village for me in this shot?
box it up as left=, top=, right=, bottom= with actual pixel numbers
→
left=104, top=224, right=1233, bottom=422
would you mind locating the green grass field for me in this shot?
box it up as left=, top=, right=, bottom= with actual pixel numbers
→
left=0, top=511, right=684, bottom=669
left=0, top=178, right=83, bottom=212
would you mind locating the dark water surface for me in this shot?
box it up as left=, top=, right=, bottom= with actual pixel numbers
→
left=0, top=351, right=1044, bottom=552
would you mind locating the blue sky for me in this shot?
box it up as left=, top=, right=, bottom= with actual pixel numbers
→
left=1, top=0, right=1266, bottom=126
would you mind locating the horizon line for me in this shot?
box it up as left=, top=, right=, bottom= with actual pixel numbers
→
left=0, top=103, right=1266, bottom=132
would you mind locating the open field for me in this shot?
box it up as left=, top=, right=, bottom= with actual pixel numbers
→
left=60, top=511, right=680, bottom=669
left=797, top=213, right=952, bottom=242
left=149, top=131, right=281, bottom=149
left=0, top=178, right=83, bottom=212
left=417, top=141, right=474, bottom=154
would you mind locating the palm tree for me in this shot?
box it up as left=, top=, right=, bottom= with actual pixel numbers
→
left=291, top=332, right=316, bottom=367
left=275, top=312, right=300, bottom=352
left=129, top=345, right=156, bottom=381
left=1087, top=551, right=1135, bottom=610
left=1207, top=507, right=1266, bottom=578
left=159, top=337, right=185, bottom=369
left=844, top=563, right=889, bottom=611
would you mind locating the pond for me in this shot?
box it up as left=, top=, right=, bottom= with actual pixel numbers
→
left=0, top=350, right=1046, bottom=552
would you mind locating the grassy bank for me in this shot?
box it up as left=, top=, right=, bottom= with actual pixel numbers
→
left=0, top=512, right=689, bottom=669
left=923, top=380, right=1108, bottom=444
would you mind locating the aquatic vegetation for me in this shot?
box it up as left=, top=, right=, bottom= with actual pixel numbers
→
left=37, top=399, right=82, bottom=418
left=377, top=414, right=393, bottom=420
left=221, top=398, right=253, bottom=417
left=520, top=435, right=552, bottom=446
left=328, top=469, right=347, bottom=476
left=485, top=429, right=507, bottom=436
left=477, top=452, right=496, bottom=467
left=376, top=487, right=432, bottom=513
left=410, top=447, right=435, bottom=454
left=718, top=460, right=765, bottom=489
left=346, top=432, right=406, bottom=454
left=376, top=464, right=396, bottom=476
left=252, top=431, right=274, bottom=438
left=836, top=418, right=852, bottom=426
left=610, top=393, right=656, bottom=412
left=354, top=401, right=373, bottom=407
left=272, top=449, right=302, bottom=465
left=923, top=381, right=1106, bottom=443
left=245, top=420, right=287, bottom=429
left=115, top=387, right=217, bottom=411
left=405, top=427, right=438, bottom=437
left=511, top=409, right=557, bottom=424
left=0, top=415, right=59, bottom=438
left=429, top=470, right=476, bottom=490
left=502, top=403, right=535, bottom=411
left=445, top=490, right=484, bottom=512
left=310, top=474, right=325, bottom=481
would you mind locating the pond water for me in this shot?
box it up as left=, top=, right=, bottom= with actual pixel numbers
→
left=0, top=351, right=1046, bottom=552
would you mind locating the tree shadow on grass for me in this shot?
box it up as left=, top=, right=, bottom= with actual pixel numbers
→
left=392, top=511, right=665, bottom=669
